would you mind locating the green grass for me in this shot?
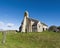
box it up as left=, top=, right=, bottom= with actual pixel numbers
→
left=0, top=31, right=60, bottom=48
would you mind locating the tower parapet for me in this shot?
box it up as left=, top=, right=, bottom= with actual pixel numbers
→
left=24, top=11, right=29, bottom=18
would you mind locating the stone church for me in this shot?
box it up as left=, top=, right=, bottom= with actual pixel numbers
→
left=19, top=11, right=48, bottom=32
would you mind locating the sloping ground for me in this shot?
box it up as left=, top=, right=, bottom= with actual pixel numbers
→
left=0, top=31, right=60, bottom=48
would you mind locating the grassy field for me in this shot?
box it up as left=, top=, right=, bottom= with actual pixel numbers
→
left=0, top=31, right=60, bottom=48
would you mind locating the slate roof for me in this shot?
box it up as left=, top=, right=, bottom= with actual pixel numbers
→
left=41, top=22, right=48, bottom=26
left=28, top=18, right=39, bottom=23
left=28, top=18, right=39, bottom=26
left=28, top=18, right=48, bottom=26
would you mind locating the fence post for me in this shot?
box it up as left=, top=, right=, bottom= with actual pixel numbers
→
left=2, top=31, right=6, bottom=44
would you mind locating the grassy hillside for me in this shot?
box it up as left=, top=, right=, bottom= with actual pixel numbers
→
left=0, top=31, right=60, bottom=48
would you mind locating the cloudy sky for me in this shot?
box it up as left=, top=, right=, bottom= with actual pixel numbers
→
left=0, top=0, right=60, bottom=30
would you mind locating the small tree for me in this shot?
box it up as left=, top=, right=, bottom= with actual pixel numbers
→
left=57, top=26, right=60, bottom=31
left=48, top=25, right=57, bottom=32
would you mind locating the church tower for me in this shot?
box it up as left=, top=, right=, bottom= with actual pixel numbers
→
left=21, top=11, right=29, bottom=32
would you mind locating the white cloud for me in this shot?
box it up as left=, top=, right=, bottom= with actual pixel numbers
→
left=7, top=23, right=14, bottom=27
left=0, top=21, right=4, bottom=26
left=0, top=22, right=17, bottom=30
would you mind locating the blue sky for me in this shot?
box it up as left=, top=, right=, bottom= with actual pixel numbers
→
left=0, top=0, right=60, bottom=30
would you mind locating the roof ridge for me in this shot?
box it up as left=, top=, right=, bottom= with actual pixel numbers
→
left=28, top=17, right=39, bottom=22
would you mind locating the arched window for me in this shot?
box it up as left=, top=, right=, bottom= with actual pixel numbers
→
left=39, top=26, right=40, bottom=28
left=43, top=28, right=44, bottom=31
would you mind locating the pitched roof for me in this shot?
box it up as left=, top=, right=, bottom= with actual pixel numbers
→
left=28, top=18, right=48, bottom=26
left=28, top=18, right=39, bottom=26
left=41, top=22, right=48, bottom=26
left=28, top=18, right=39, bottom=23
